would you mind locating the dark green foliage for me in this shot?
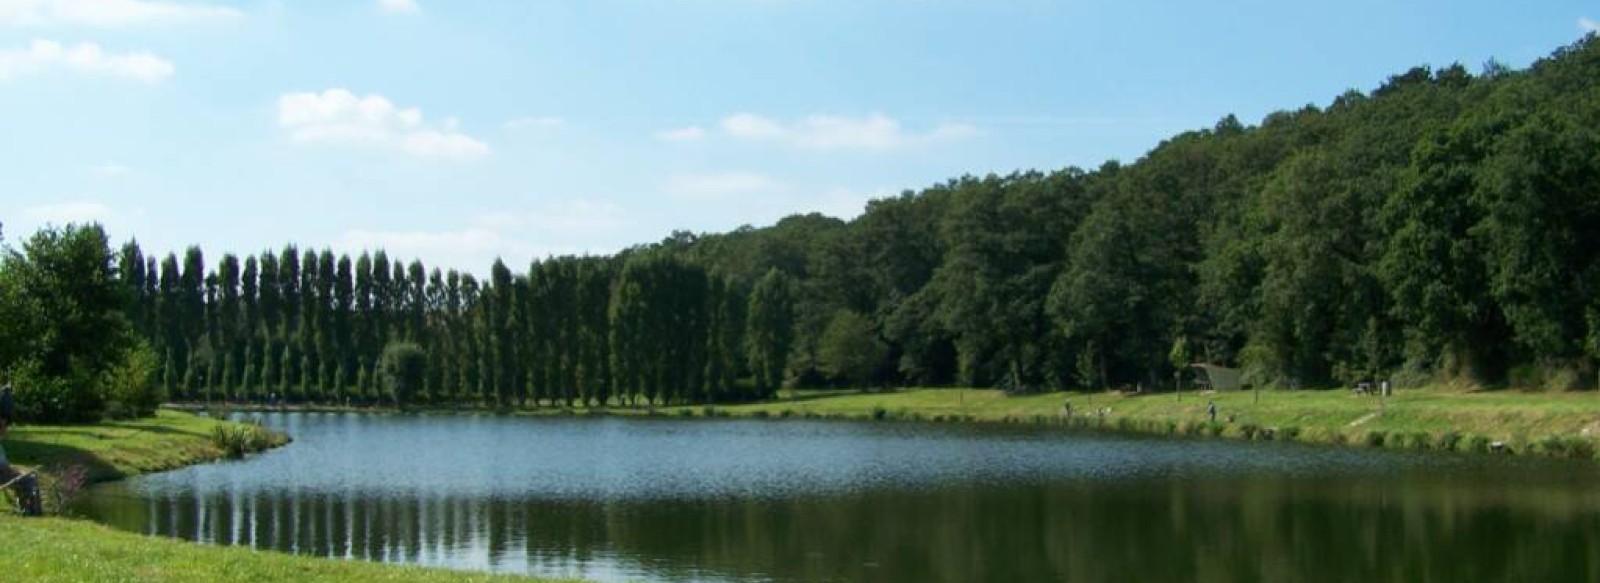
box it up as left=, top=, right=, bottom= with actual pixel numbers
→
left=0, top=224, right=132, bottom=422
left=746, top=269, right=795, bottom=398
left=379, top=342, right=426, bottom=409
left=817, top=309, right=887, bottom=387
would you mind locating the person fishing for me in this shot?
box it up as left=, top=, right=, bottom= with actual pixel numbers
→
left=1, top=381, right=42, bottom=516
left=1206, top=400, right=1218, bottom=423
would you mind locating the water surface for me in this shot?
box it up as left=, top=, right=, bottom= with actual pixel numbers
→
left=75, top=412, right=1600, bottom=582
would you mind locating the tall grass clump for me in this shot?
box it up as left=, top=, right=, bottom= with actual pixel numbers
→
left=1403, top=432, right=1434, bottom=450
left=210, top=420, right=275, bottom=459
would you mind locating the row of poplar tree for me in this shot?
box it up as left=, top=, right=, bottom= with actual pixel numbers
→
left=114, top=244, right=797, bottom=407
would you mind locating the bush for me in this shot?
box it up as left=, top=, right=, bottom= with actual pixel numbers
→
left=1364, top=431, right=1388, bottom=448
left=7, top=359, right=102, bottom=424
left=102, top=342, right=163, bottom=420
left=1239, top=424, right=1260, bottom=440
left=38, top=464, right=89, bottom=516
left=1280, top=426, right=1302, bottom=441
left=1404, top=432, right=1433, bottom=450
left=378, top=342, right=426, bottom=409
left=1533, top=436, right=1596, bottom=459
left=871, top=406, right=888, bottom=421
left=1435, top=432, right=1462, bottom=451
left=1205, top=422, right=1226, bottom=437
left=778, top=409, right=796, bottom=418
left=210, top=420, right=275, bottom=459
left=751, top=410, right=770, bottom=419
left=1463, top=435, right=1493, bottom=453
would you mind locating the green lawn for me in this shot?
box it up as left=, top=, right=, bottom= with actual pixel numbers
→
left=0, top=516, right=583, bottom=583
left=5, top=409, right=286, bottom=482
left=660, top=386, right=1600, bottom=457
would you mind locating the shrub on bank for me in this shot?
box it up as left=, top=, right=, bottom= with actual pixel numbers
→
left=1403, top=432, right=1433, bottom=450
left=1364, top=431, right=1388, bottom=448
left=1532, top=436, right=1597, bottom=459
left=1463, top=435, right=1493, bottom=453
left=1437, top=432, right=1463, bottom=451
left=209, top=421, right=275, bottom=459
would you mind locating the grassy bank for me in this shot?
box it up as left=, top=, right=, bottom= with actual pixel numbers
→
left=0, top=516, right=582, bottom=583
left=659, top=387, right=1600, bottom=459
left=5, top=409, right=286, bottom=483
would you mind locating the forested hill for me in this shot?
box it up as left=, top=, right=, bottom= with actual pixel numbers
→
left=5, top=37, right=1599, bottom=419
left=673, top=35, right=1600, bottom=392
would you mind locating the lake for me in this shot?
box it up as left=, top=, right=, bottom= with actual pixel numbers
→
left=74, top=412, right=1600, bottom=582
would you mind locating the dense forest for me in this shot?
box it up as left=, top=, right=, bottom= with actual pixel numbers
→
left=3, top=36, right=1599, bottom=422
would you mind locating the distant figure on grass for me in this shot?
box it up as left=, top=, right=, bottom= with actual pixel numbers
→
left=0, top=381, right=42, bottom=516
left=1207, top=401, right=1218, bottom=423
left=1062, top=399, right=1072, bottom=418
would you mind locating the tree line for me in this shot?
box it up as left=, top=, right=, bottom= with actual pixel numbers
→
left=4, top=36, right=1599, bottom=421
left=103, top=244, right=799, bottom=409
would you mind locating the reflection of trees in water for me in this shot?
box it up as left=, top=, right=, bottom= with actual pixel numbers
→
left=76, top=478, right=1600, bottom=583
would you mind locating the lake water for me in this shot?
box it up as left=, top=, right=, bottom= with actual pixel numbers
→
left=74, top=412, right=1600, bottom=582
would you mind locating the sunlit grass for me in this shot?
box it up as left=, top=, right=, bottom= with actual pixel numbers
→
left=7, top=410, right=286, bottom=482
left=656, top=386, right=1600, bottom=457
left=0, top=516, right=585, bottom=583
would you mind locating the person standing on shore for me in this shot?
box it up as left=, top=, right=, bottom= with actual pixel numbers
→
left=1207, top=400, right=1218, bottom=423
left=1, top=380, right=42, bottom=515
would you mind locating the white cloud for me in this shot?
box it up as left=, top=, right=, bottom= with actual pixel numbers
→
left=664, top=172, right=789, bottom=201
left=655, top=125, right=706, bottom=143
left=0, top=0, right=241, bottom=28
left=0, top=39, right=172, bottom=83
left=377, top=0, right=419, bottom=15
left=718, top=112, right=976, bottom=151
left=503, top=115, right=564, bottom=130
left=23, top=200, right=114, bottom=225
left=277, top=88, right=491, bottom=161
left=1582, top=17, right=1598, bottom=33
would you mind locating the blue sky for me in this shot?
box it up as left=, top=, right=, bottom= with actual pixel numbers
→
left=1, top=0, right=1595, bottom=273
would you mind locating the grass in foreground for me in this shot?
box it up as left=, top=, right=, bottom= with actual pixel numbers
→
left=0, top=516, right=581, bottom=583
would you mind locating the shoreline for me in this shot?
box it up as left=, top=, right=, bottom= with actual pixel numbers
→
left=169, top=386, right=1600, bottom=461
left=6, top=410, right=288, bottom=485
